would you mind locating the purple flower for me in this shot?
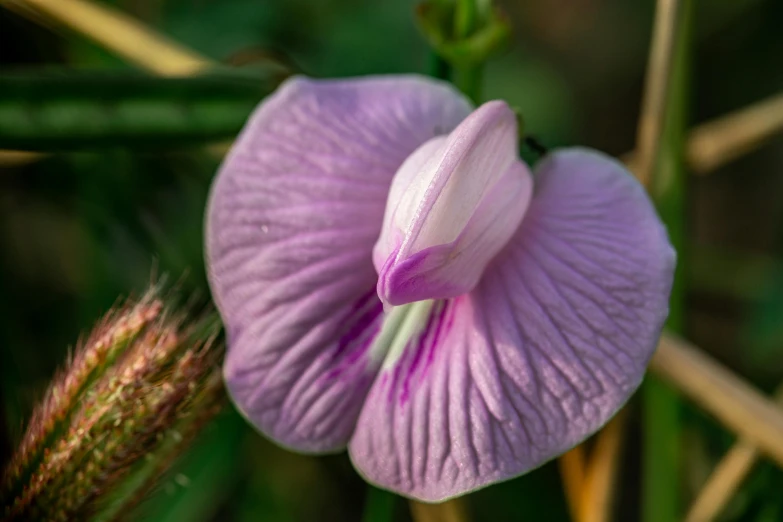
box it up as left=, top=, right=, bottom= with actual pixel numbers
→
left=206, top=75, right=675, bottom=501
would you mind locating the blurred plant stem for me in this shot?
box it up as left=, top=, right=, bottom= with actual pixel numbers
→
left=409, top=498, right=469, bottom=522
left=636, top=1, right=692, bottom=522
left=362, top=487, right=396, bottom=522
left=685, top=92, right=783, bottom=174
left=0, top=149, right=41, bottom=167
left=453, top=0, right=479, bottom=37
left=0, top=0, right=211, bottom=75
left=685, top=385, right=783, bottom=522
left=416, top=0, right=508, bottom=105
left=635, top=0, right=684, bottom=188
left=558, top=446, right=586, bottom=521
left=621, top=89, right=783, bottom=176
left=0, top=70, right=287, bottom=151
left=651, top=334, right=783, bottom=466
left=580, top=411, right=628, bottom=522
left=451, top=66, right=482, bottom=105
left=450, top=0, right=489, bottom=102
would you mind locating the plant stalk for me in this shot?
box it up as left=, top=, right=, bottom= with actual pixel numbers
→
left=641, top=1, right=692, bottom=522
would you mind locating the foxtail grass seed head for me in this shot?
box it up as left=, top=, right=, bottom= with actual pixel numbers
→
left=3, top=294, right=162, bottom=498
left=2, top=288, right=225, bottom=522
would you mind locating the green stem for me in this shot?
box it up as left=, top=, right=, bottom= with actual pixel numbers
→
left=452, top=65, right=484, bottom=104
left=642, top=2, right=692, bottom=522
left=454, top=0, right=478, bottom=38
left=429, top=52, right=451, bottom=81
left=451, top=0, right=489, bottom=103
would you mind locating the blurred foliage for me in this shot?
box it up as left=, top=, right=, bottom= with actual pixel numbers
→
left=1, top=0, right=783, bottom=521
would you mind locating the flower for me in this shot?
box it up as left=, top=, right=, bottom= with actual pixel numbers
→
left=206, top=75, right=675, bottom=502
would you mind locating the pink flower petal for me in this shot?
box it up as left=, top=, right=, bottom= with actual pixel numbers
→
left=349, top=148, right=675, bottom=500
left=207, top=75, right=472, bottom=452
left=374, top=101, right=533, bottom=306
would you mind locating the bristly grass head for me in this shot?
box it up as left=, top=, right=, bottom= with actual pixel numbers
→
left=1, top=285, right=226, bottom=522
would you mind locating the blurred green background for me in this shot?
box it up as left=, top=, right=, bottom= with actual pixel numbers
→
left=1, top=0, right=783, bottom=520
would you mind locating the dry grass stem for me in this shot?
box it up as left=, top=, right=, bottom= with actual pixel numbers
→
left=684, top=385, right=783, bottom=522
left=686, top=92, right=783, bottom=174
left=685, top=443, right=756, bottom=522
left=621, top=91, right=783, bottom=175
left=409, top=498, right=469, bottom=522
left=650, top=334, right=783, bottom=468
left=559, top=445, right=587, bottom=521
left=206, top=141, right=234, bottom=158
left=579, top=410, right=628, bottom=522
left=0, top=0, right=213, bottom=75
left=633, top=0, right=684, bottom=187
left=0, top=150, right=44, bottom=167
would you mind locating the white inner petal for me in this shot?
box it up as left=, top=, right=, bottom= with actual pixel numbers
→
left=367, top=300, right=434, bottom=369
left=390, top=137, right=447, bottom=239
left=373, top=136, right=446, bottom=272
left=407, top=117, right=516, bottom=254
left=373, top=101, right=520, bottom=275
left=370, top=101, right=532, bottom=306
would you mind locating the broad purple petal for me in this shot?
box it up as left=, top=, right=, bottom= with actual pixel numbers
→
left=374, top=101, right=532, bottom=306
left=207, top=75, right=472, bottom=452
left=349, top=148, right=675, bottom=500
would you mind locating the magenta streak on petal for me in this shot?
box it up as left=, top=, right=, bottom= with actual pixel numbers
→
left=378, top=247, right=468, bottom=306
left=320, top=326, right=380, bottom=381
left=271, top=291, right=385, bottom=448
left=322, top=293, right=384, bottom=381
left=425, top=298, right=457, bottom=369
left=396, top=299, right=456, bottom=405
left=332, top=289, right=384, bottom=360
left=419, top=297, right=458, bottom=378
